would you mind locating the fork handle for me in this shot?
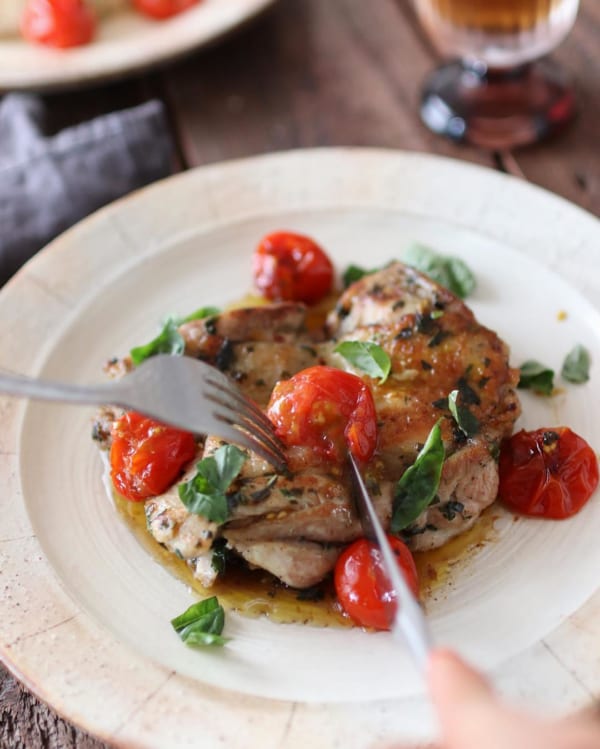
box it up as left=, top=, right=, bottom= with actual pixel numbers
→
left=0, top=370, right=128, bottom=409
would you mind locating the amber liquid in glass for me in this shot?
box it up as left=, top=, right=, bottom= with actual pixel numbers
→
left=415, top=0, right=579, bottom=67
left=415, top=0, right=579, bottom=147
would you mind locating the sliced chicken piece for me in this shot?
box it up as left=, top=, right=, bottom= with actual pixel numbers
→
left=179, top=302, right=309, bottom=349
left=144, top=455, right=218, bottom=560
left=229, top=540, right=340, bottom=588
left=404, top=442, right=499, bottom=551
left=327, top=262, right=466, bottom=335
left=224, top=474, right=392, bottom=546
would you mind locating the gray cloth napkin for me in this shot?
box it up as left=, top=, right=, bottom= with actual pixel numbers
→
left=0, top=94, right=174, bottom=286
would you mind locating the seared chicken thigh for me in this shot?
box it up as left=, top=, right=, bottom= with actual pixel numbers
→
left=96, top=263, right=520, bottom=587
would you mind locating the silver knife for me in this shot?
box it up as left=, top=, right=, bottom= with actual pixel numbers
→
left=347, top=452, right=433, bottom=670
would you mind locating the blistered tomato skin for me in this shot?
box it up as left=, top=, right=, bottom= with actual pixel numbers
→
left=21, top=0, right=96, bottom=48
left=253, top=231, right=334, bottom=305
left=334, top=536, right=419, bottom=630
left=266, top=366, right=377, bottom=463
left=132, top=0, right=200, bottom=19
left=110, top=412, right=196, bottom=501
left=498, top=427, right=599, bottom=519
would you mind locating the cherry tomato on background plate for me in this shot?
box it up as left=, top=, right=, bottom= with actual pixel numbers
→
left=266, top=365, right=377, bottom=463
left=132, top=0, right=200, bottom=19
left=110, top=412, right=196, bottom=501
left=334, top=535, right=419, bottom=630
left=21, top=0, right=96, bottom=48
left=253, top=231, right=334, bottom=305
left=498, top=427, right=599, bottom=519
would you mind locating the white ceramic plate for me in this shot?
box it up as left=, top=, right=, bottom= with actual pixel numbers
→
left=0, top=0, right=275, bottom=92
left=1, top=149, right=599, bottom=747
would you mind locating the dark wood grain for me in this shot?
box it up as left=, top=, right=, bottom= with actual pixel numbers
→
left=1, top=0, right=599, bottom=746
left=0, top=663, right=105, bottom=749
left=161, top=0, right=494, bottom=168
left=504, top=1, right=600, bottom=213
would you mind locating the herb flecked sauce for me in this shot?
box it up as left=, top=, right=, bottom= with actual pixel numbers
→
left=112, top=488, right=498, bottom=629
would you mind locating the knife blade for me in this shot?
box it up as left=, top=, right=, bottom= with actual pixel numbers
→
left=347, top=452, right=433, bottom=670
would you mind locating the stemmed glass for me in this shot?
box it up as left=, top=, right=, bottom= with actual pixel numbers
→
left=414, top=0, right=580, bottom=149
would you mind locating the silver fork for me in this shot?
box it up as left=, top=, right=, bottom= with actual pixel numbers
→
left=0, top=354, right=287, bottom=473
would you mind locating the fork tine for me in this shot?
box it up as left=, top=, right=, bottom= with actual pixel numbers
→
left=211, top=413, right=288, bottom=473
left=209, top=399, right=287, bottom=463
left=201, top=374, right=287, bottom=455
left=199, top=368, right=287, bottom=467
left=205, top=391, right=286, bottom=461
left=204, top=374, right=280, bottom=437
left=125, top=355, right=288, bottom=472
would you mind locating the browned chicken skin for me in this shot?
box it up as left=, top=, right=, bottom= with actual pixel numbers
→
left=96, top=263, right=520, bottom=588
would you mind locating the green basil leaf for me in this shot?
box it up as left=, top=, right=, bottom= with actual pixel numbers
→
left=181, top=630, right=229, bottom=647
left=212, top=443, right=248, bottom=491
left=334, top=341, right=392, bottom=383
left=129, top=306, right=221, bottom=366
left=403, top=244, right=452, bottom=289
left=178, top=445, right=246, bottom=523
left=171, top=596, right=221, bottom=632
left=445, top=257, right=476, bottom=298
left=210, top=542, right=228, bottom=575
left=130, top=318, right=184, bottom=367
left=561, top=344, right=591, bottom=384
left=518, top=360, right=554, bottom=395
left=180, top=306, right=221, bottom=324
left=342, top=265, right=372, bottom=288
left=448, top=389, right=480, bottom=437
left=178, top=477, right=229, bottom=523
left=391, top=420, right=445, bottom=532
left=171, top=596, right=228, bottom=648
left=402, top=243, right=476, bottom=299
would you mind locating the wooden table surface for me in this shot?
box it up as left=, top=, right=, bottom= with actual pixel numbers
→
left=1, top=1, right=598, bottom=746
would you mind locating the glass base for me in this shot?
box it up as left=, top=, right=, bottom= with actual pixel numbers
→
left=420, top=58, right=576, bottom=149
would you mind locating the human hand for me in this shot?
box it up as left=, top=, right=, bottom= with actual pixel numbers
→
left=425, top=649, right=600, bottom=749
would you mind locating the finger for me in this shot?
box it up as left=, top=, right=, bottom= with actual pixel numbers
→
left=426, top=649, right=500, bottom=746
left=427, top=648, right=494, bottom=706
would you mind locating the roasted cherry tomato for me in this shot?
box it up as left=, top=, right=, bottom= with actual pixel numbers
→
left=498, top=427, right=599, bottom=519
left=334, top=536, right=419, bottom=630
left=21, top=0, right=96, bottom=48
left=110, top=412, right=196, bottom=502
left=253, top=231, right=334, bottom=305
left=132, top=0, right=200, bottom=20
left=266, top=366, right=377, bottom=463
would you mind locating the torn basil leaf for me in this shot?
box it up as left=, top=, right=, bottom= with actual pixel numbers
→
left=342, top=264, right=375, bottom=288
left=178, top=445, right=246, bottom=523
left=448, top=389, right=479, bottom=437
left=210, top=540, right=229, bottom=575
left=130, top=317, right=184, bottom=366
left=171, top=596, right=228, bottom=648
left=129, top=306, right=221, bottom=366
left=180, top=306, right=221, bottom=324
left=518, top=360, right=554, bottom=396
left=561, top=344, right=591, bottom=384
left=445, top=257, right=476, bottom=299
left=402, top=244, right=476, bottom=299
left=391, top=420, right=445, bottom=532
left=334, top=340, right=392, bottom=383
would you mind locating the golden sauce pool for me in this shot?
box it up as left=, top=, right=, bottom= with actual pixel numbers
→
left=113, top=489, right=499, bottom=628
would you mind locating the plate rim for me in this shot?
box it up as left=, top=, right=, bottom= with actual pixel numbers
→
left=1, top=147, right=599, bottom=747
left=0, top=0, right=276, bottom=92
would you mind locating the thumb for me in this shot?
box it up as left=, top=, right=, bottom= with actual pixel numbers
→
left=427, top=649, right=500, bottom=748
